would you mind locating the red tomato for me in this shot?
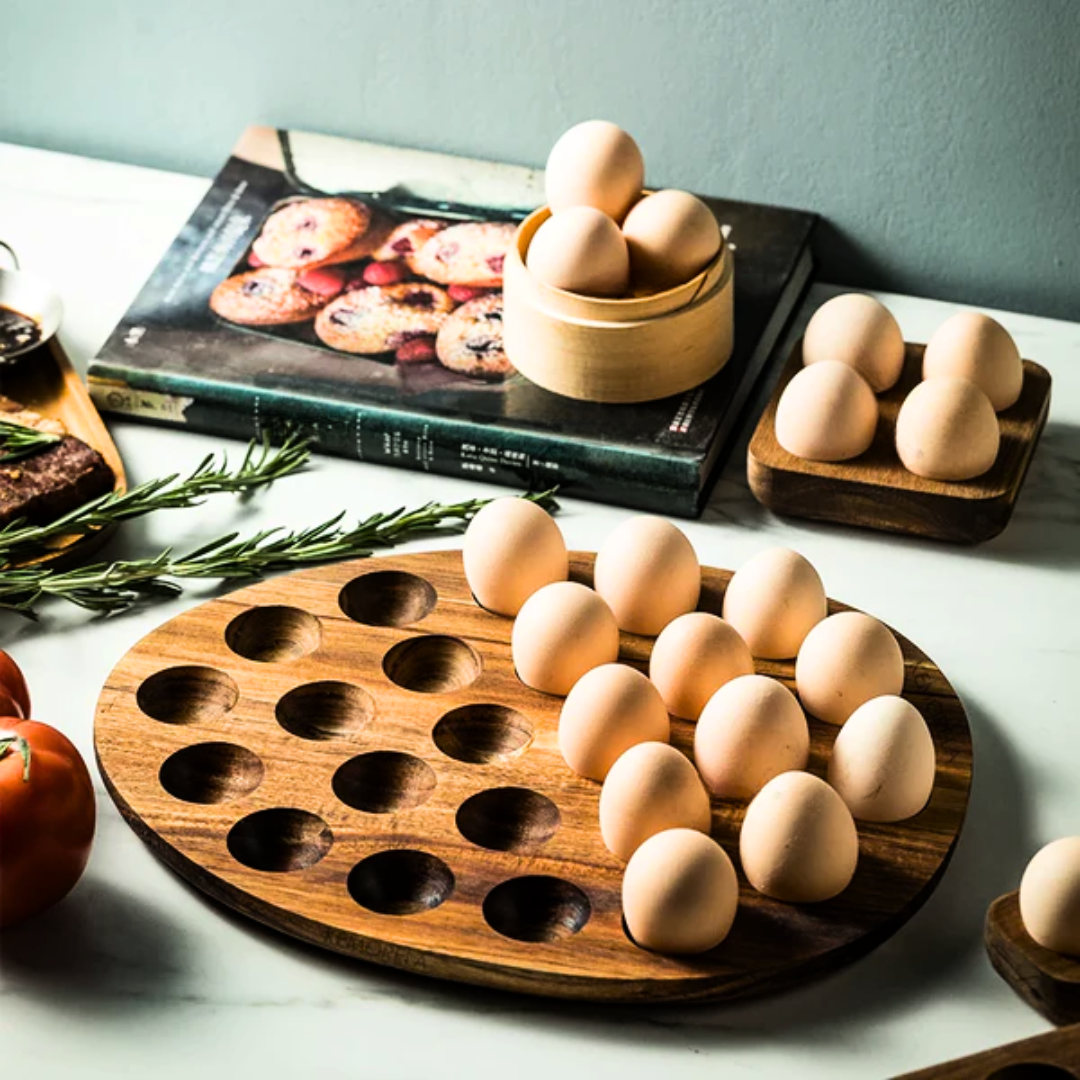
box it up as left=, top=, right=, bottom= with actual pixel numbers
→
left=0, top=650, right=30, bottom=717
left=0, top=719, right=96, bottom=927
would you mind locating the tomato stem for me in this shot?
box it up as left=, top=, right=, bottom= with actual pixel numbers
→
left=0, top=731, right=31, bottom=781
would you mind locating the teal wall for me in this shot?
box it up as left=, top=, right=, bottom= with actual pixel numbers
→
left=2, top=0, right=1077, bottom=319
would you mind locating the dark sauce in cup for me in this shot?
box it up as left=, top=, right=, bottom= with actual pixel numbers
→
left=0, top=306, right=41, bottom=357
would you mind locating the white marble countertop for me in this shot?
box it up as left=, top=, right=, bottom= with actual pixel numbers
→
left=0, top=141, right=1077, bottom=1079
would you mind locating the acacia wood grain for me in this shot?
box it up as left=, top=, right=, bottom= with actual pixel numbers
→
left=95, top=550, right=972, bottom=1002
left=0, top=336, right=127, bottom=566
left=748, top=339, right=1051, bottom=544
left=986, top=890, right=1080, bottom=1027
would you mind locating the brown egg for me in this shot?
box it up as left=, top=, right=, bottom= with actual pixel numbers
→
left=1019, top=837, right=1080, bottom=957
left=649, top=612, right=754, bottom=720
left=739, top=771, right=859, bottom=903
left=695, top=675, right=809, bottom=799
left=463, top=497, right=567, bottom=616
left=795, top=612, right=904, bottom=725
left=526, top=206, right=630, bottom=297
left=722, top=547, right=827, bottom=659
left=802, top=293, right=905, bottom=392
left=593, top=516, right=700, bottom=635
left=894, top=376, right=1000, bottom=481
left=512, top=581, right=619, bottom=696
left=622, top=829, right=738, bottom=954
left=599, top=741, right=712, bottom=860
left=827, top=695, right=936, bottom=822
left=775, top=361, right=879, bottom=462
left=545, top=120, right=645, bottom=223
left=923, top=311, right=1023, bottom=412
left=621, top=190, right=721, bottom=292
left=558, top=663, right=670, bottom=781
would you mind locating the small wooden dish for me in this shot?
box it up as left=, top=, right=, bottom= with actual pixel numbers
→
left=985, top=889, right=1080, bottom=1027
left=95, top=550, right=971, bottom=1003
left=503, top=206, right=734, bottom=404
left=747, top=339, right=1052, bottom=544
left=0, top=336, right=127, bottom=567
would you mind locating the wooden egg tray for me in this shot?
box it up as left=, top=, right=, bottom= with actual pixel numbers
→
left=94, top=550, right=972, bottom=1003
left=748, top=338, right=1052, bottom=544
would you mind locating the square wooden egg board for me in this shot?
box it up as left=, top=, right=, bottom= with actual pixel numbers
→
left=748, top=339, right=1052, bottom=543
left=94, top=550, right=972, bottom=1003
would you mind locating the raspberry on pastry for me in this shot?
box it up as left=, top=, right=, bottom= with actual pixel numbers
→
left=314, top=283, right=454, bottom=354
left=372, top=218, right=447, bottom=263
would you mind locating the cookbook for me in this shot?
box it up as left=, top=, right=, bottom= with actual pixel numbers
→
left=89, top=126, right=816, bottom=515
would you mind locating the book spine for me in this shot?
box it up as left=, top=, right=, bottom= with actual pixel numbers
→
left=89, top=370, right=701, bottom=517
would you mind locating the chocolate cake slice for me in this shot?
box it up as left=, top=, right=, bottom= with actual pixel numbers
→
left=0, top=399, right=114, bottom=528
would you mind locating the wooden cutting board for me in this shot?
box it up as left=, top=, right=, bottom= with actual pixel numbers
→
left=0, top=335, right=126, bottom=567
left=94, top=550, right=972, bottom=1002
left=748, top=339, right=1051, bottom=544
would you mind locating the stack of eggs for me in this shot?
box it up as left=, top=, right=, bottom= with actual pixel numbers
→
left=464, top=498, right=938, bottom=955
left=527, top=120, right=722, bottom=298
left=776, top=293, right=1023, bottom=481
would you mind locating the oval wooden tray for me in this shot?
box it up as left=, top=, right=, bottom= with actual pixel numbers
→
left=94, top=550, right=972, bottom=1003
left=0, top=336, right=126, bottom=567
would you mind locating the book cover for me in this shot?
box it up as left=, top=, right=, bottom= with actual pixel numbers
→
left=89, top=126, right=816, bottom=516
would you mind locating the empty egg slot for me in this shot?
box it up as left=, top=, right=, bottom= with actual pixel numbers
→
left=432, top=704, right=533, bottom=764
left=483, top=876, right=591, bottom=943
left=136, top=665, right=239, bottom=725
left=159, top=742, right=264, bottom=804
left=382, top=635, right=481, bottom=694
left=225, top=605, right=322, bottom=663
left=338, top=570, right=437, bottom=627
left=332, top=751, right=437, bottom=814
left=347, top=850, right=455, bottom=916
left=226, top=808, right=332, bottom=872
left=456, top=787, right=560, bottom=852
left=276, top=680, right=374, bottom=741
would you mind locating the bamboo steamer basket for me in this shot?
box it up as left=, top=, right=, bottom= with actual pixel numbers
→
left=503, top=205, right=734, bottom=403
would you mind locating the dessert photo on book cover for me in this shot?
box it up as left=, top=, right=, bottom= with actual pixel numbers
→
left=91, top=126, right=815, bottom=516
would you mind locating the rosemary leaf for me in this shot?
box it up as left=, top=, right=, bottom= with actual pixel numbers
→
left=0, top=432, right=311, bottom=567
left=0, top=488, right=559, bottom=617
left=0, top=420, right=62, bottom=463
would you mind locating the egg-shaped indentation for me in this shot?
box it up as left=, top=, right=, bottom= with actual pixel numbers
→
left=432, top=704, right=533, bottom=765
left=136, top=665, right=239, bottom=725
left=456, top=787, right=560, bottom=852
left=332, top=751, right=437, bottom=814
left=338, top=570, right=437, bottom=627
left=985, top=1068, right=1075, bottom=1080
left=383, top=635, right=481, bottom=694
left=225, top=606, right=322, bottom=663
left=347, top=849, right=455, bottom=916
left=159, top=741, right=264, bottom=804
left=483, top=876, right=591, bottom=943
left=226, top=808, right=332, bottom=872
left=275, top=680, right=375, bottom=741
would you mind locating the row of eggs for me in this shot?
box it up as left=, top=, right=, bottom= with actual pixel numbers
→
left=463, top=499, right=937, bottom=954
left=527, top=120, right=722, bottom=298
left=778, top=294, right=1023, bottom=481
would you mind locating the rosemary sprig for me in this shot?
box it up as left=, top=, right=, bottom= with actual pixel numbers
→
left=0, top=490, right=558, bottom=616
left=0, top=432, right=310, bottom=566
left=0, top=420, right=62, bottom=464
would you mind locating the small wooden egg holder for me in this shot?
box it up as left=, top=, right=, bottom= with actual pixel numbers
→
left=985, top=889, right=1080, bottom=1027
left=502, top=206, right=734, bottom=403
left=95, top=550, right=971, bottom=1003
left=748, top=338, right=1052, bottom=544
